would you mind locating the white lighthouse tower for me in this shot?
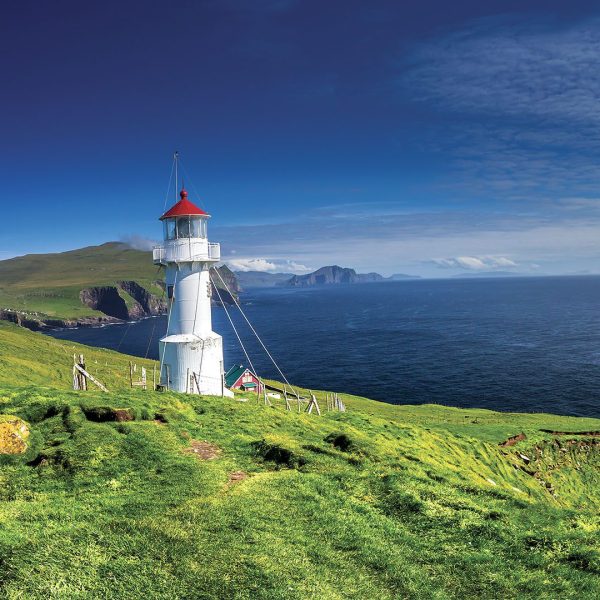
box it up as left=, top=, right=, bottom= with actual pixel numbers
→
left=153, top=187, right=233, bottom=397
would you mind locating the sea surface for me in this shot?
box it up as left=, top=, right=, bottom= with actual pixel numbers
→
left=46, top=277, right=600, bottom=417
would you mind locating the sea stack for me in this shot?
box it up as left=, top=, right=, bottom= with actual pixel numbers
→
left=153, top=188, right=233, bottom=397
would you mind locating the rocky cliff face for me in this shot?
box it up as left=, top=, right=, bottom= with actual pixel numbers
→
left=118, top=281, right=167, bottom=317
left=79, top=287, right=131, bottom=320
left=210, top=265, right=240, bottom=305
left=286, top=266, right=351, bottom=287
left=79, top=282, right=168, bottom=322
left=1, top=268, right=241, bottom=332
left=286, top=266, right=358, bottom=287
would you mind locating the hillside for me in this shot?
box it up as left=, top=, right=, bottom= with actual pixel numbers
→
left=0, top=242, right=239, bottom=328
left=0, top=321, right=599, bottom=598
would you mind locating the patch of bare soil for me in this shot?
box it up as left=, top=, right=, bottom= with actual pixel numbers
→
left=185, top=440, right=221, bottom=460
left=227, top=470, right=247, bottom=485
left=499, top=432, right=526, bottom=447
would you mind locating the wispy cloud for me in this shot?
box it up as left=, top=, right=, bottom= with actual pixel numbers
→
left=212, top=202, right=600, bottom=276
left=404, top=17, right=600, bottom=124
left=227, top=258, right=278, bottom=272
left=432, top=256, right=517, bottom=271
left=402, top=16, right=600, bottom=202
left=226, top=257, right=311, bottom=273
left=120, top=234, right=158, bottom=251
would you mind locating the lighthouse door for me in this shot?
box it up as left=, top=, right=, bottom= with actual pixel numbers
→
left=161, top=363, right=172, bottom=389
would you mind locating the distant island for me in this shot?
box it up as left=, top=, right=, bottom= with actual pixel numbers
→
left=235, top=265, right=420, bottom=288
left=283, top=266, right=420, bottom=287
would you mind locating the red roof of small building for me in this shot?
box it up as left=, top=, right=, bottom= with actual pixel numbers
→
left=160, top=189, right=208, bottom=220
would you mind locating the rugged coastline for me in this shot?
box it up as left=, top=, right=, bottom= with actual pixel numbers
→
left=0, top=243, right=240, bottom=331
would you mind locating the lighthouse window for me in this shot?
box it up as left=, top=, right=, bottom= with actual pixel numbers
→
left=165, top=218, right=176, bottom=240
left=190, top=217, right=205, bottom=238
left=176, top=217, right=191, bottom=238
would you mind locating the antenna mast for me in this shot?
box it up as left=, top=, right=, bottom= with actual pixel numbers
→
left=174, top=151, right=179, bottom=198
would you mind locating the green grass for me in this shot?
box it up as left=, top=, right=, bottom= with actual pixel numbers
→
left=0, top=322, right=599, bottom=598
left=0, top=321, right=157, bottom=391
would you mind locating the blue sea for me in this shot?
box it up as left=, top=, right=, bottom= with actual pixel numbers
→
left=46, top=277, right=600, bottom=417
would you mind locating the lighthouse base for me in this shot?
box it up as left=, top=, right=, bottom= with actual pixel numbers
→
left=159, top=333, right=234, bottom=397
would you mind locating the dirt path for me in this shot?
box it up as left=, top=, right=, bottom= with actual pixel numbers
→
left=185, top=440, right=221, bottom=460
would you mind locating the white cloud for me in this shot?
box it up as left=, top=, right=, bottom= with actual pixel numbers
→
left=226, top=257, right=312, bottom=273
left=284, top=261, right=312, bottom=273
left=227, top=258, right=278, bottom=272
left=432, top=255, right=517, bottom=271
left=120, top=234, right=157, bottom=251
left=212, top=202, right=600, bottom=277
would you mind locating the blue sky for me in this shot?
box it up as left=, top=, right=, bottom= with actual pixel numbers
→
left=3, top=0, right=600, bottom=276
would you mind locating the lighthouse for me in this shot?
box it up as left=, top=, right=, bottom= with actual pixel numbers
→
left=153, top=188, right=233, bottom=397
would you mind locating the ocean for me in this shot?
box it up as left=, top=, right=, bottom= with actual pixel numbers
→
left=46, top=277, right=600, bottom=417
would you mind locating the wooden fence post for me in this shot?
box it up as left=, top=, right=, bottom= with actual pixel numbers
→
left=307, top=393, right=321, bottom=416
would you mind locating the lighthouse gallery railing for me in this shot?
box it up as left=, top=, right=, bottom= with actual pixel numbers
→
left=153, top=241, right=220, bottom=264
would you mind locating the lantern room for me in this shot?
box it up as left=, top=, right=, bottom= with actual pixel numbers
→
left=160, top=189, right=209, bottom=241
left=153, top=188, right=220, bottom=265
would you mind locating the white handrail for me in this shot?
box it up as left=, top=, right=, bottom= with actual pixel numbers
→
left=153, top=241, right=220, bottom=264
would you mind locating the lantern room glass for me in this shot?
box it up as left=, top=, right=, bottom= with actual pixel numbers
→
left=191, top=217, right=206, bottom=238
left=164, top=218, right=176, bottom=240
left=164, top=216, right=207, bottom=240
left=177, top=216, right=192, bottom=238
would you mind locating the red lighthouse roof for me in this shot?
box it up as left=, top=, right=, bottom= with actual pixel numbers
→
left=160, top=189, right=208, bottom=220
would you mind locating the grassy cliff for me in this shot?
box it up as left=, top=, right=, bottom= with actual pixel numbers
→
left=0, top=242, right=239, bottom=326
left=0, top=321, right=599, bottom=599
left=0, top=242, right=162, bottom=320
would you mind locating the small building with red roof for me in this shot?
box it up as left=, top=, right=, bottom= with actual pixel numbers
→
left=225, top=365, right=264, bottom=393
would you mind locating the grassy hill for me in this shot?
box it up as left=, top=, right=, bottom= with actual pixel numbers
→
left=0, top=242, right=161, bottom=320
left=0, top=242, right=238, bottom=326
left=0, top=321, right=599, bottom=598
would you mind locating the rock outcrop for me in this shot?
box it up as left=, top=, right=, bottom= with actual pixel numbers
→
left=210, top=265, right=240, bottom=305
left=118, top=280, right=167, bottom=317
left=79, top=287, right=130, bottom=321
left=0, top=265, right=240, bottom=332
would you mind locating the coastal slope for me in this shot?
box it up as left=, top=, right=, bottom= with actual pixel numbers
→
left=0, top=242, right=239, bottom=328
left=0, top=321, right=598, bottom=598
